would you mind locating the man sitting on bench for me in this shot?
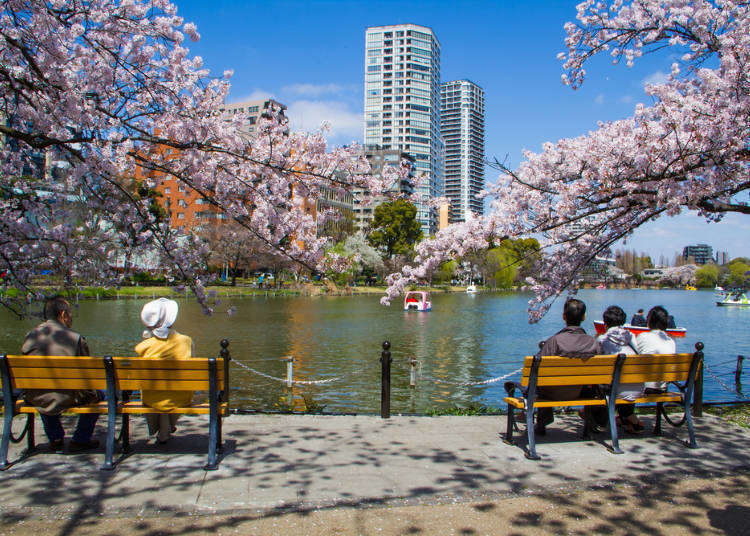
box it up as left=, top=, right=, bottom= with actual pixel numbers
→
left=535, top=298, right=602, bottom=435
left=21, top=296, right=101, bottom=452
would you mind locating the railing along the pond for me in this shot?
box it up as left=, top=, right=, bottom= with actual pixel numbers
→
left=229, top=342, right=750, bottom=418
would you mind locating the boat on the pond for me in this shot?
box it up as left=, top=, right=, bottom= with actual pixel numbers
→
left=593, top=320, right=686, bottom=338
left=685, top=284, right=697, bottom=291
left=404, top=291, right=432, bottom=311
left=595, top=284, right=606, bottom=290
left=716, top=291, right=750, bottom=306
left=466, top=285, right=478, bottom=294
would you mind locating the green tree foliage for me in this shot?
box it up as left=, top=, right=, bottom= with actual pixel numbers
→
left=367, top=199, right=423, bottom=259
left=725, top=261, right=750, bottom=288
left=487, top=247, right=516, bottom=288
left=694, top=264, right=719, bottom=288
left=502, top=238, right=541, bottom=282
left=434, top=259, right=457, bottom=285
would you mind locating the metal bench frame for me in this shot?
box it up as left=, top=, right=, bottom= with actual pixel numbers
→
left=1, top=339, right=230, bottom=471
left=504, top=342, right=704, bottom=460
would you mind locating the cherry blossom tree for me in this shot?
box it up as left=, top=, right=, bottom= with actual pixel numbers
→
left=0, top=0, right=400, bottom=315
left=385, top=0, right=750, bottom=321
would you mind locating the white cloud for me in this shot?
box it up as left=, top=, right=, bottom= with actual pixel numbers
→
left=287, top=100, right=363, bottom=144
left=228, top=89, right=274, bottom=103
left=282, top=83, right=352, bottom=97
left=620, top=95, right=634, bottom=104
left=594, top=93, right=605, bottom=105
left=642, top=70, right=670, bottom=87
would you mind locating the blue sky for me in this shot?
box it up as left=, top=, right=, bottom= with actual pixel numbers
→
left=177, top=0, right=748, bottom=263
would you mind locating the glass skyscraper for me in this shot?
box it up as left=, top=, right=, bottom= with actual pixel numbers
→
left=364, top=24, right=443, bottom=235
left=440, top=80, right=485, bottom=223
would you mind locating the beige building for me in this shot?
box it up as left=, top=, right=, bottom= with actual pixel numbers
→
left=218, top=98, right=287, bottom=136
left=438, top=201, right=450, bottom=230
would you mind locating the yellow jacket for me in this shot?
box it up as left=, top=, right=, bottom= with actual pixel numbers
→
left=135, top=331, right=194, bottom=411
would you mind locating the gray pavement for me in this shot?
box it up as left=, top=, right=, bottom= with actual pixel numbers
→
left=0, top=412, right=748, bottom=518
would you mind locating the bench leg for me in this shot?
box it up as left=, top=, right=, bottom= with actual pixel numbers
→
left=217, top=416, right=223, bottom=454
left=205, top=413, right=219, bottom=471
left=504, top=406, right=514, bottom=444
left=101, top=410, right=116, bottom=471
left=607, top=402, right=623, bottom=455
left=654, top=402, right=663, bottom=436
left=25, top=414, right=35, bottom=454
left=525, top=407, right=540, bottom=460
left=684, top=400, right=698, bottom=449
left=120, top=414, right=130, bottom=453
left=0, top=411, right=12, bottom=470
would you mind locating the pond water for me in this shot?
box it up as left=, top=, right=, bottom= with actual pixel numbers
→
left=1, top=289, right=747, bottom=413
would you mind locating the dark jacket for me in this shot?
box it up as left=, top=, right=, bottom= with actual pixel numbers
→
left=631, top=314, right=647, bottom=327
left=21, top=319, right=97, bottom=415
left=539, top=326, right=599, bottom=358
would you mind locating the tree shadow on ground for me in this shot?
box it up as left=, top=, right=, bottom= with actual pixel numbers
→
left=0, top=413, right=749, bottom=536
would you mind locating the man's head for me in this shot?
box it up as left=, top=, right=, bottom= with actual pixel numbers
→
left=637, top=309, right=644, bottom=315
left=563, top=298, right=586, bottom=326
left=647, top=305, right=669, bottom=331
left=44, top=296, right=72, bottom=328
left=603, top=305, right=626, bottom=328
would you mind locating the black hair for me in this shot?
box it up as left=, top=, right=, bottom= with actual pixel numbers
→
left=647, top=305, right=669, bottom=331
left=564, top=298, right=586, bottom=326
left=603, top=305, right=626, bottom=328
left=637, top=309, right=644, bottom=314
left=44, top=295, right=70, bottom=321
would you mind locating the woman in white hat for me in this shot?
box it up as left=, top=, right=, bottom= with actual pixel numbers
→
left=135, top=298, right=194, bottom=444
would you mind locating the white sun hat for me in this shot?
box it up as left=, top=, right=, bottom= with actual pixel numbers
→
left=140, top=298, right=179, bottom=339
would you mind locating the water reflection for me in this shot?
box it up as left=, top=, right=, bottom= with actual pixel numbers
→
left=0, top=289, right=747, bottom=412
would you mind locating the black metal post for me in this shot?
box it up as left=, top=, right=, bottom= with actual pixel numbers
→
left=0, top=355, right=14, bottom=469
left=101, top=356, right=117, bottom=471
left=736, top=355, right=744, bottom=388
left=380, top=341, right=392, bottom=419
left=205, top=357, right=219, bottom=470
left=692, top=342, right=704, bottom=418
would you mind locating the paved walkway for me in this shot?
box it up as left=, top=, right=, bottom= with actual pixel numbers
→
left=0, top=412, right=748, bottom=519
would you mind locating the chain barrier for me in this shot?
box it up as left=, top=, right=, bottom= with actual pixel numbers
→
left=703, top=362, right=750, bottom=402
left=231, top=359, right=343, bottom=385
left=421, top=367, right=523, bottom=386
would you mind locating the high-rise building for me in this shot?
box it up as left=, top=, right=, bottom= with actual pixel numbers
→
left=364, top=24, right=443, bottom=235
left=440, top=80, right=485, bottom=223
left=352, top=149, right=415, bottom=232
left=683, top=244, right=713, bottom=265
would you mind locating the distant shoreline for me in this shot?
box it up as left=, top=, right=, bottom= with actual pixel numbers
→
left=0, top=283, right=712, bottom=303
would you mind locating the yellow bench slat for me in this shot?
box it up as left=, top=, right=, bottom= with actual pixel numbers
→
left=118, top=401, right=229, bottom=415
left=504, top=397, right=607, bottom=408
left=6, top=356, right=223, bottom=370
left=522, top=362, right=692, bottom=377
left=521, top=353, right=693, bottom=368
left=10, top=367, right=223, bottom=381
left=11, top=378, right=109, bottom=390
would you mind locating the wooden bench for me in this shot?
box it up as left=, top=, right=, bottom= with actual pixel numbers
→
left=1, top=339, right=231, bottom=471
left=503, top=342, right=704, bottom=460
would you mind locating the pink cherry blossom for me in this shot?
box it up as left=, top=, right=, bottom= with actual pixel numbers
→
left=385, top=1, right=750, bottom=322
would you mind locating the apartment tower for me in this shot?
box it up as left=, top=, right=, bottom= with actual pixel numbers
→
left=364, top=24, right=443, bottom=235
left=440, top=80, right=485, bottom=223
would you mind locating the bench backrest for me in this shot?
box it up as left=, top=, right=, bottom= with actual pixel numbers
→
left=2, top=355, right=225, bottom=392
left=520, top=353, right=697, bottom=387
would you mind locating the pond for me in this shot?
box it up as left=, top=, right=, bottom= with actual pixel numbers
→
left=0, top=289, right=747, bottom=413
